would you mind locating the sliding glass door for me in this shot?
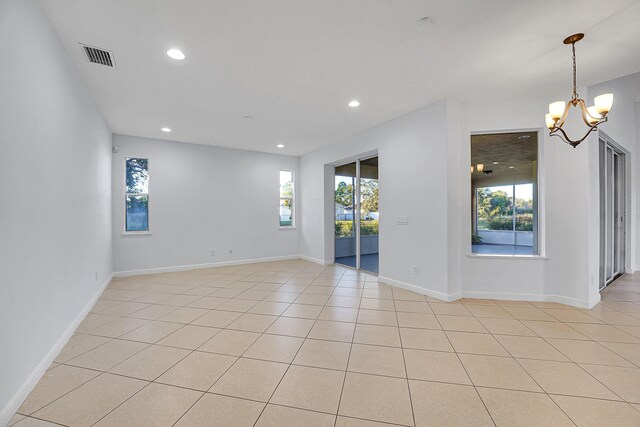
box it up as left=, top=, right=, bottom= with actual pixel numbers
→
left=359, top=157, right=379, bottom=273
left=335, top=162, right=357, bottom=268
left=599, top=138, right=626, bottom=289
left=335, top=156, right=379, bottom=273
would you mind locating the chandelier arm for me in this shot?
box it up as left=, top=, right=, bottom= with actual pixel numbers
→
left=554, top=102, right=572, bottom=128
left=577, top=99, right=594, bottom=127
left=549, top=119, right=603, bottom=147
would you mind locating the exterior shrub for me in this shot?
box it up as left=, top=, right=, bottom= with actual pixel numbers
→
left=335, top=220, right=379, bottom=237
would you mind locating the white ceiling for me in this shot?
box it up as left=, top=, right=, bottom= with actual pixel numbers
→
left=38, top=0, right=640, bottom=156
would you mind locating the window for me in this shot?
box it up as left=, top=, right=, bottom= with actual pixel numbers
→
left=125, top=157, right=149, bottom=232
left=471, top=132, right=538, bottom=255
left=476, top=184, right=533, bottom=232
left=279, top=170, right=294, bottom=227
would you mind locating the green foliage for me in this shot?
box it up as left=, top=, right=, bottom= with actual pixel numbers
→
left=281, top=181, right=293, bottom=199
left=515, top=213, right=534, bottom=231
left=360, top=179, right=379, bottom=214
left=335, top=220, right=379, bottom=237
left=472, top=234, right=483, bottom=244
left=335, top=181, right=353, bottom=207
left=126, top=158, right=148, bottom=193
left=477, top=187, right=534, bottom=232
left=478, top=214, right=533, bottom=231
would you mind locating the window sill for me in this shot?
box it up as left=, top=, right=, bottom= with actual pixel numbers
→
left=122, top=231, right=152, bottom=236
left=467, top=254, right=548, bottom=260
left=279, top=226, right=296, bottom=230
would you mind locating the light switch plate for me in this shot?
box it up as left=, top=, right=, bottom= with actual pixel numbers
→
left=396, top=216, right=408, bottom=225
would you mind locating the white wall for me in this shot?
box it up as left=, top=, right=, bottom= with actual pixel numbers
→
left=0, top=0, right=112, bottom=421
left=300, top=101, right=452, bottom=299
left=301, top=81, right=638, bottom=308
left=112, top=135, right=300, bottom=273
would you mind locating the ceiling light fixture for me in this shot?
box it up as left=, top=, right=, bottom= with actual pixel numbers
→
left=545, top=33, right=613, bottom=148
left=509, top=166, right=515, bottom=169
left=276, top=144, right=285, bottom=148
left=348, top=100, right=360, bottom=108
left=166, top=49, right=185, bottom=60
left=161, top=127, right=172, bottom=132
left=476, top=163, right=484, bottom=173
left=492, top=161, right=499, bottom=165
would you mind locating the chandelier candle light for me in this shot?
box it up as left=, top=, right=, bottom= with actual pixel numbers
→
left=545, top=33, right=613, bottom=147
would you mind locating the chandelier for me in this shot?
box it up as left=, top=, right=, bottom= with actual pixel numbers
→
left=545, top=33, right=613, bottom=147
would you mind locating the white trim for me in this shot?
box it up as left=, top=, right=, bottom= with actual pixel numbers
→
left=466, top=254, right=549, bottom=260
left=378, top=276, right=456, bottom=302
left=0, top=273, right=114, bottom=426
left=299, top=255, right=327, bottom=265
left=460, top=290, right=599, bottom=309
left=378, top=275, right=598, bottom=309
left=113, top=255, right=302, bottom=277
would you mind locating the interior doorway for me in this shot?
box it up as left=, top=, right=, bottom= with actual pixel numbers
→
left=334, top=156, right=379, bottom=274
left=599, top=137, right=626, bottom=290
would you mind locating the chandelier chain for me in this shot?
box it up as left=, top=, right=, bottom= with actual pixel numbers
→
left=571, top=42, right=578, bottom=101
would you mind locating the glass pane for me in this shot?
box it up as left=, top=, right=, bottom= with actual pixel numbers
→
left=360, top=156, right=379, bottom=273
left=279, top=171, right=293, bottom=198
left=279, top=199, right=293, bottom=227
left=335, top=174, right=355, bottom=237
left=606, top=147, right=614, bottom=280
left=514, top=184, right=533, bottom=231
left=126, top=158, right=148, bottom=193
left=476, top=185, right=513, bottom=231
left=126, top=195, right=148, bottom=231
left=335, top=163, right=357, bottom=268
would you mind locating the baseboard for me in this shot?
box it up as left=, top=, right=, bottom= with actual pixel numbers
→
left=299, top=255, right=327, bottom=266
left=459, top=290, right=597, bottom=309
left=378, top=276, right=455, bottom=302
left=377, top=276, right=596, bottom=308
left=113, top=255, right=303, bottom=277
left=0, top=273, right=114, bottom=427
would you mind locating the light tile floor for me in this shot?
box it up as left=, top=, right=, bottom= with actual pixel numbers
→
left=9, top=260, right=640, bottom=426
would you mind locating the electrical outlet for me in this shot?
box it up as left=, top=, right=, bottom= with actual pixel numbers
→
left=412, top=265, right=419, bottom=275
left=397, top=216, right=409, bottom=225
left=210, top=250, right=216, bottom=257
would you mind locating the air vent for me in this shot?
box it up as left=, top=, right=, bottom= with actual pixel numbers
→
left=81, top=44, right=115, bottom=67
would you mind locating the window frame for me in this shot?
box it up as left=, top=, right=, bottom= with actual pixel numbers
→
left=470, top=129, right=543, bottom=257
left=123, top=156, right=150, bottom=234
left=279, top=170, right=295, bottom=228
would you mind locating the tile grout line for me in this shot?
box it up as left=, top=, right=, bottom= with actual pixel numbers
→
left=432, top=304, right=498, bottom=427
left=393, top=293, right=417, bottom=427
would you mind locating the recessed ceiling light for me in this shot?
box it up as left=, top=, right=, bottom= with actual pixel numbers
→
left=161, top=127, right=172, bottom=132
left=518, top=135, right=531, bottom=140
left=348, top=100, right=360, bottom=108
left=509, top=166, right=515, bottom=169
left=492, top=161, right=499, bottom=165
left=166, top=49, right=185, bottom=60
left=276, top=144, right=285, bottom=148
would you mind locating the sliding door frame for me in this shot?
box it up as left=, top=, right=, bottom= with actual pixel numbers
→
left=332, top=152, right=379, bottom=272
left=599, top=133, right=628, bottom=290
